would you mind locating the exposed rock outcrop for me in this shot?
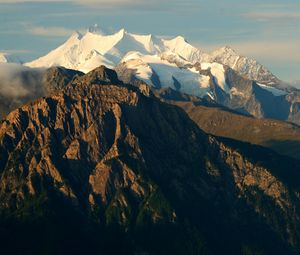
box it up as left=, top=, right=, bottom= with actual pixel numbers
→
left=0, top=67, right=300, bottom=255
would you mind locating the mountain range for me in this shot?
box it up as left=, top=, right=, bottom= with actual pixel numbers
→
left=24, top=26, right=278, bottom=86
left=20, top=27, right=300, bottom=124
left=1, top=26, right=300, bottom=255
left=153, top=87, right=300, bottom=160
left=1, top=66, right=300, bottom=255
left=1, top=65, right=300, bottom=160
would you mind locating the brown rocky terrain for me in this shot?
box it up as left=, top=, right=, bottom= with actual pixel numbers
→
left=0, top=66, right=300, bottom=255
left=154, top=87, right=300, bottom=160
left=2, top=66, right=300, bottom=160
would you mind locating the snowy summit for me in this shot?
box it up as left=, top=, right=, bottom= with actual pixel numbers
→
left=25, top=25, right=283, bottom=98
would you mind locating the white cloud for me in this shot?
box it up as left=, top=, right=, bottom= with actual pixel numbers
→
left=74, top=0, right=165, bottom=9
left=76, top=0, right=140, bottom=4
left=0, top=0, right=192, bottom=11
left=0, top=0, right=145, bottom=5
left=0, top=0, right=72, bottom=2
left=26, top=25, right=74, bottom=37
left=0, top=63, right=45, bottom=101
left=0, top=0, right=169, bottom=10
left=242, top=11, right=300, bottom=21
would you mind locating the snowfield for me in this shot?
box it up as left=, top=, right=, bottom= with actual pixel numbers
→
left=24, top=26, right=288, bottom=99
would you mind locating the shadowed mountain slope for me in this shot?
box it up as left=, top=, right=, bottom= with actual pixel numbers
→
left=153, top=87, right=300, bottom=160
left=0, top=67, right=300, bottom=255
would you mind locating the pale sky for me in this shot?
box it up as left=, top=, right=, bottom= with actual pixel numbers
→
left=0, top=0, right=299, bottom=82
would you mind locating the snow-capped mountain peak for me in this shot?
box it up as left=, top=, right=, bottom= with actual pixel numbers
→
left=26, top=28, right=164, bottom=72
left=201, top=45, right=279, bottom=85
left=217, top=45, right=236, bottom=53
left=25, top=27, right=205, bottom=72
left=11, top=25, right=299, bottom=124
left=0, top=53, right=9, bottom=63
left=0, top=52, right=21, bottom=63
left=69, top=31, right=83, bottom=42
left=170, top=35, right=187, bottom=43
left=161, top=35, right=202, bottom=63
left=25, top=26, right=281, bottom=87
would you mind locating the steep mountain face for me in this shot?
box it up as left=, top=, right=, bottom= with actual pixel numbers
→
left=3, top=65, right=298, bottom=160
left=42, top=66, right=84, bottom=95
left=153, top=87, right=300, bottom=160
left=116, top=52, right=211, bottom=97
left=201, top=46, right=280, bottom=85
left=197, top=64, right=292, bottom=119
left=117, top=60, right=300, bottom=123
left=286, top=91, right=300, bottom=124
left=0, top=66, right=300, bottom=255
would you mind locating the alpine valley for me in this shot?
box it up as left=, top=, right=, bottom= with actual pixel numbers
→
left=0, top=26, right=300, bottom=255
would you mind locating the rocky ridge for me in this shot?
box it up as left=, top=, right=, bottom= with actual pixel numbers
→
left=0, top=66, right=299, bottom=254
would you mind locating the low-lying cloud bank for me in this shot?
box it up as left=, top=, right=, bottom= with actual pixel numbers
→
left=0, top=63, right=46, bottom=118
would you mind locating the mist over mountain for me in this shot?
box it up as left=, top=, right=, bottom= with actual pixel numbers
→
left=0, top=63, right=46, bottom=118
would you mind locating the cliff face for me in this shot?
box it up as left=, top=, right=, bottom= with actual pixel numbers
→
left=195, top=64, right=293, bottom=121
left=0, top=66, right=300, bottom=255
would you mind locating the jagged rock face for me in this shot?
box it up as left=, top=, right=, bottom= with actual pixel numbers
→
left=114, top=61, right=137, bottom=85
left=222, top=66, right=291, bottom=120
left=0, top=67, right=300, bottom=255
left=0, top=66, right=207, bottom=217
left=116, top=62, right=299, bottom=123
left=286, top=91, right=300, bottom=125
left=42, top=66, right=84, bottom=95
left=201, top=46, right=280, bottom=85
left=193, top=64, right=295, bottom=121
